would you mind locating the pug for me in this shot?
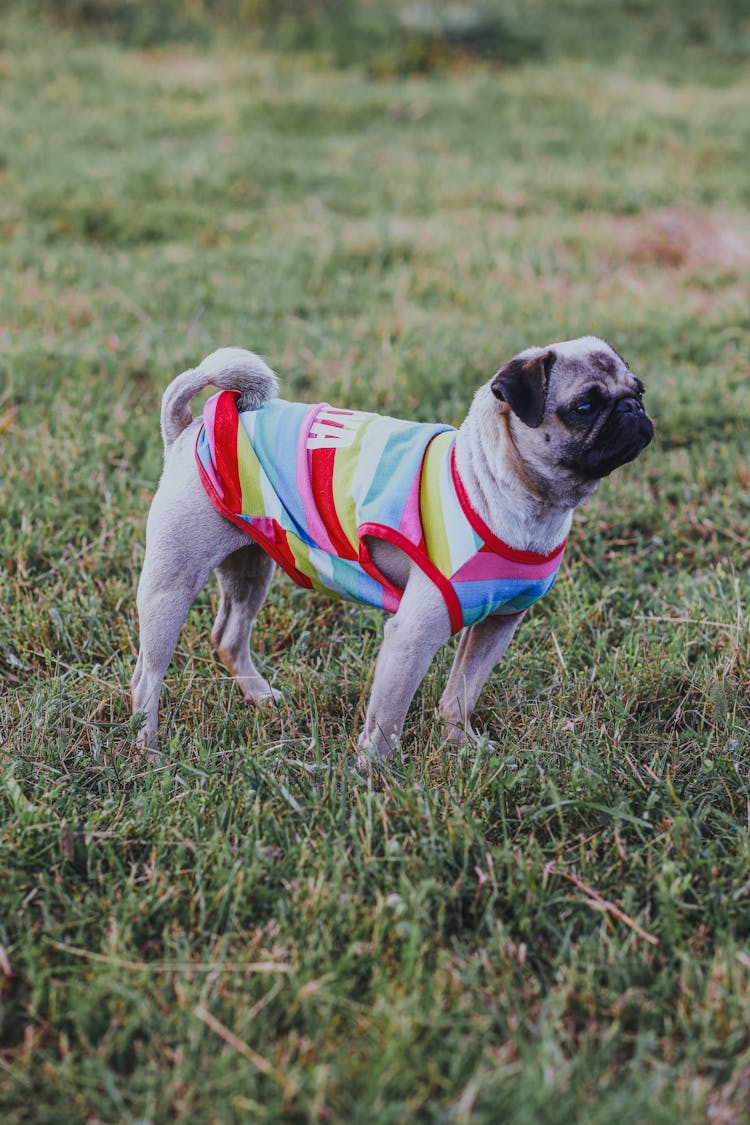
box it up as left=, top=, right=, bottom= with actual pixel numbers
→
left=131, top=336, right=653, bottom=761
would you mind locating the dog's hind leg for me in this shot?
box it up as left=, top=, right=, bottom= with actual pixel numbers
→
left=131, top=440, right=250, bottom=753
left=132, top=543, right=217, bottom=754
left=211, top=544, right=281, bottom=706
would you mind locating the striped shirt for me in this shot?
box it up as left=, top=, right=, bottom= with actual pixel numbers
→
left=196, top=391, right=566, bottom=634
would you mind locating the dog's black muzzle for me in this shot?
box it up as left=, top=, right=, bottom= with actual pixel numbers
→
left=569, top=396, right=654, bottom=480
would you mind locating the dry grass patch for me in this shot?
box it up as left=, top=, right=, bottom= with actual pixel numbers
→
left=605, top=207, right=750, bottom=272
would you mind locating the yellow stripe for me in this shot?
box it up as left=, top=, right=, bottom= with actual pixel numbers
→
left=419, top=431, right=454, bottom=576
left=288, top=538, right=334, bottom=591
left=236, top=423, right=263, bottom=514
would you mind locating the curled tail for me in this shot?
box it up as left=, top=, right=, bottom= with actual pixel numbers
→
left=160, top=347, right=280, bottom=452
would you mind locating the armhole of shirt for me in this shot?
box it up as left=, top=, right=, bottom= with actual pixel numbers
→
left=357, top=522, right=464, bottom=635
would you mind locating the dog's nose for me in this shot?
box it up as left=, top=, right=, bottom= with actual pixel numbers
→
left=614, top=396, right=644, bottom=416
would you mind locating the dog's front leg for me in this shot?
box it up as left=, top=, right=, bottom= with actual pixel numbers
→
left=357, top=569, right=452, bottom=764
left=438, top=612, right=525, bottom=746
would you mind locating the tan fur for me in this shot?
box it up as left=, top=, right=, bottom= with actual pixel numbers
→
left=132, top=337, right=653, bottom=764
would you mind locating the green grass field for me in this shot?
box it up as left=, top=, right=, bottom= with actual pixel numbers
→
left=1, top=2, right=750, bottom=1121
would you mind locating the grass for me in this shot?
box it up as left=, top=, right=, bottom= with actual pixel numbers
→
left=1, top=3, right=750, bottom=1121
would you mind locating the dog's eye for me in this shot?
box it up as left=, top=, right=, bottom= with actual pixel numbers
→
left=571, top=387, right=606, bottom=418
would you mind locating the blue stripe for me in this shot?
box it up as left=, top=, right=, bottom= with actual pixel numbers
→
left=357, top=419, right=452, bottom=529
left=456, top=572, right=560, bottom=625
left=240, top=400, right=314, bottom=543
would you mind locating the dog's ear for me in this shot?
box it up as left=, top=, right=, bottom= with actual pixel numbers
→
left=491, top=350, right=556, bottom=428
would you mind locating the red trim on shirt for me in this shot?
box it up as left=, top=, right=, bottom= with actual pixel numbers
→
left=358, top=522, right=464, bottom=635
left=450, top=447, right=566, bottom=564
left=196, top=425, right=314, bottom=589
left=211, top=392, right=243, bottom=513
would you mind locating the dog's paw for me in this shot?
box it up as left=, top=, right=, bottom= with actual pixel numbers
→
left=237, top=677, right=284, bottom=707
left=134, top=731, right=164, bottom=766
left=355, top=730, right=398, bottom=774
left=254, top=686, right=284, bottom=708
left=441, top=718, right=496, bottom=754
left=355, top=747, right=391, bottom=775
left=440, top=719, right=473, bottom=748
left=132, top=731, right=165, bottom=766
left=132, top=711, right=160, bottom=758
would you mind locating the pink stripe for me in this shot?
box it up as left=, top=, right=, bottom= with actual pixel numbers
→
left=381, top=587, right=401, bottom=613
left=397, top=462, right=423, bottom=541
left=200, top=392, right=225, bottom=498
left=451, top=550, right=562, bottom=584
left=250, top=515, right=281, bottom=541
left=202, top=392, right=220, bottom=448
left=296, top=403, right=338, bottom=554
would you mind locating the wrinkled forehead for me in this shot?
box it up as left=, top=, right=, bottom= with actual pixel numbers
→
left=547, top=336, right=638, bottom=399
left=552, top=335, right=626, bottom=372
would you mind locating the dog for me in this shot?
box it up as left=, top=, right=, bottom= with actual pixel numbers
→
left=131, top=336, right=653, bottom=761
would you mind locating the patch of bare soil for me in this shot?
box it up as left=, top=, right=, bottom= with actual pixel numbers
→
left=604, top=208, right=750, bottom=272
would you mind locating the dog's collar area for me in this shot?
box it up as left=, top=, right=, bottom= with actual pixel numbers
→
left=450, top=446, right=567, bottom=564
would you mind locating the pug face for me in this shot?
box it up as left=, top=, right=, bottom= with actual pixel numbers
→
left=491, top=336, right=654, bottom=504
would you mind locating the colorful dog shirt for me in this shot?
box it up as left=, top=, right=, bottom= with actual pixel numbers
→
left=196, top=391, right=566, bottom=634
